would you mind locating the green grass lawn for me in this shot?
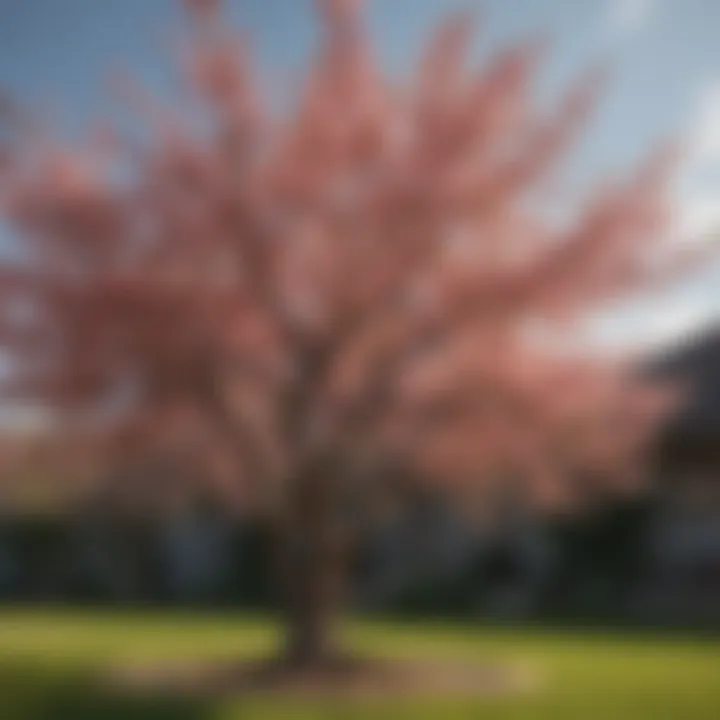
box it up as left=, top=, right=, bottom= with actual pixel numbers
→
left=0, top=610, right=718, bottom=719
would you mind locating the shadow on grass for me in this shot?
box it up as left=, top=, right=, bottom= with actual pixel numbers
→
left=0, top=662, right=215, bottom=720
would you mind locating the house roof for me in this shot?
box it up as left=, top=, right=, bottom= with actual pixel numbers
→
left=645, top=325, right=720, bottom=449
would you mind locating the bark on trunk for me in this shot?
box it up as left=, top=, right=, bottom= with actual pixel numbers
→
left=276, top=463, right=348, bottom=668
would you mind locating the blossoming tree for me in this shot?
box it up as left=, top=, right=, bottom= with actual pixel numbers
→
left=0, top=0, right=697, bottom=666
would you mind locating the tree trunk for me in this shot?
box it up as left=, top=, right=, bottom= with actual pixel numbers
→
left=276, top=464, right=348, bottom=668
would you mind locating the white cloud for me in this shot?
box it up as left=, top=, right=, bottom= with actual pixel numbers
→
left=620, top=297, right=718, bottom=351
left=606, top=0, right=656, bottom=38
left=677, top=83, right=720, bottom=240
left=687, top=85, right=720, bottom=161
left=583, top=287, right=720, bottom=357
left=623, top=83, right=720, bottom=352
left=583, top=84, right=720, bottom=355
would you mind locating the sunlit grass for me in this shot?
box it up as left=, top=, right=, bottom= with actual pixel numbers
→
left=0, top=609, right=718, bottom=718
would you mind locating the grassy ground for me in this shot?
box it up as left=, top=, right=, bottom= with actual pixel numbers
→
left=0, top=609, right=718, bottom=718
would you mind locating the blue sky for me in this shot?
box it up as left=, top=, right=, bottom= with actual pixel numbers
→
left=1, top=0, right=720, bottom=349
